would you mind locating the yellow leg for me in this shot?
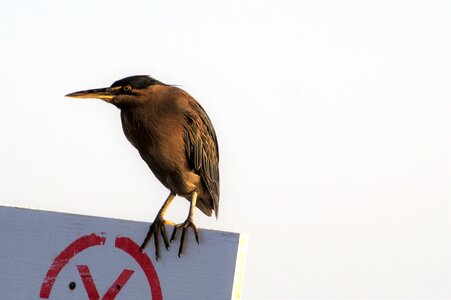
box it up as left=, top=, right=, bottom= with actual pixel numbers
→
left=170, top=191, right=200, bottom=257
left=158, top=193, right=176, bottom=218
left=140, top=192, right=176, bottom=260
left=188, top=191, right=197, bottom=219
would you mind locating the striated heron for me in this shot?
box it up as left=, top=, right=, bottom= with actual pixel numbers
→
left=66, top=75, right=220, bottom=259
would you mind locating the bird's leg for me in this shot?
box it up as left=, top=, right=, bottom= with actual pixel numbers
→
left=140, top=192, right=176, bottom=260
left=170, top=191, right=200, bottom=257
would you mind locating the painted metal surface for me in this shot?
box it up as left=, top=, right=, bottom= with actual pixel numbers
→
left=0, top=206, right=247, bottom=300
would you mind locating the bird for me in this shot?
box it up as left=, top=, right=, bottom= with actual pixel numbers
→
left=66, top=75, right=219, bottom=259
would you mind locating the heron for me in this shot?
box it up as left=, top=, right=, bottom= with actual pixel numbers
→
left=66, top=75, right=219, bottom=259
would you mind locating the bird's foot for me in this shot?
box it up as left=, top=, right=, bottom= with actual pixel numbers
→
left=140, top=215, right=175, bottom=260
left=170, top=217, right=199, bottom=257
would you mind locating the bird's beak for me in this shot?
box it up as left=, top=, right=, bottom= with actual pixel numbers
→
left=65, top=86, right=121, bottom=101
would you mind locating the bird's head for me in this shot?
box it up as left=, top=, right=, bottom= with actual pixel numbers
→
left=65, top=75, right=163, bottom=107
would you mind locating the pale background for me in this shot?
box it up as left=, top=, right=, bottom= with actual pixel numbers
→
left=1, top=1, right=450, bottom=299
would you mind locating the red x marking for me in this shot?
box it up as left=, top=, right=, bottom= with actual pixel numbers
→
left=77, top=265, right=134, bottom=300
left=40, top=234, right=162, bottom=300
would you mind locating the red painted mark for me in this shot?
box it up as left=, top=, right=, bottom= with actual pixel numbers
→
left=40, top=234, right=162, bottom=299
left=77, top=265, right=135, bottom=300
left=77, top=265, right=100, bottom=300
left=102, top=268, right=135, bottom=299
left=115, top=237, right=163, bottom=300
left=40, top=233, right=106, bottom=298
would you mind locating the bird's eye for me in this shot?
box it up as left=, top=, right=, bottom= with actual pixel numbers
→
left=123, top=85, right=132, bottom=92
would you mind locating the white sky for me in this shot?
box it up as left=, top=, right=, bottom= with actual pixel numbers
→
left=1, top=1, right=450, bottom=299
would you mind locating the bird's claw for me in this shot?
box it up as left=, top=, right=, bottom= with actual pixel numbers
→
left=140, top=216, right=175, bottom=260
left=170, top=218, right=199, bottom=257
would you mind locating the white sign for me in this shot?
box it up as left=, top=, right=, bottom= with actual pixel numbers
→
left=0, top=206, right=247, bottom=300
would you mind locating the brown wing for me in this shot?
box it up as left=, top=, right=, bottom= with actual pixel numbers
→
left=183, top=96, right=220, bottom=217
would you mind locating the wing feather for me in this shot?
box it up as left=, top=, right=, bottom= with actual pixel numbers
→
left=183, top=97, right=220, bottom=217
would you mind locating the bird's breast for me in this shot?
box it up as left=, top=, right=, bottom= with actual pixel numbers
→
left=121, top=109, right=155, bottom=151
left=120, top=106, right=187, bottom=169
